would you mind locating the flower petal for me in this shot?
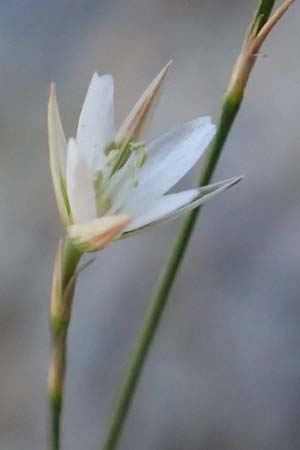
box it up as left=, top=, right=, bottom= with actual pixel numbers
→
left=66, top=138, right=96, bottom=223
left=115, top=61, right=172, bottom=144
left=48, top=84, right=71, bottom=226
left=121, top=117, right=216, bottom=211
left=125, top=189, right=198, bottom=231
left=68, top=215, right=131, bottom=252
left=76, top=73, right=115, bottom=170
left=124, top=177, right=242, bottom=234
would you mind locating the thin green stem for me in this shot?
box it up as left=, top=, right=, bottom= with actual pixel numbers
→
left=62, top=237, right=82, bottom=288
left=255, top=0, right=276, bottom=31
left=100, top=2, right=276, bottom=450
left=49, top=397, right=61, bottom=450
left=49, top=335, right=66, bottom=450
left=48, top=237, right=81, bottom=450
left=100, top=95, right=241, bottom=450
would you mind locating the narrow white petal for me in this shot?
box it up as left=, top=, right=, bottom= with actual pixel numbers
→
left=124, top=177, right=242, bottom=234
left=76, top=73, right=115, bottom=170
left=48, top=84, right=71, bottom=226
left=66, top=138, right=96, bottom=223
left=125, top=189, right=199, bottom=231
left=121, top=117, right=216, bottom=211
left=115, top=61, right=172, bottom=144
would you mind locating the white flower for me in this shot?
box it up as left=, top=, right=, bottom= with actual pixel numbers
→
left=48, top=63, right=241, bottom=252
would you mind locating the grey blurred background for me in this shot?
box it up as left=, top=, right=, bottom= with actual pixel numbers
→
left=0, top=1, right=300, bottom=449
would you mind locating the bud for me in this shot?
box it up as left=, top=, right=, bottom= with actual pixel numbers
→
left=68, top=215, right=131, bottom=253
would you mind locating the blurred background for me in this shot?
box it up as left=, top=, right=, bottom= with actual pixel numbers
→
left=0, top=1, right=300, bottom=449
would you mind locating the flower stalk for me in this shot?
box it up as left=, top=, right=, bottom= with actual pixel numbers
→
left=99, top=2, right=294, bottom=450
left=48, top=238, right=82, bottom=450
left=47, top=56, right=240, bottom=449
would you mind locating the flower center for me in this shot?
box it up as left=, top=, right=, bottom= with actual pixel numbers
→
left=93, top=140, right=148, bottom=216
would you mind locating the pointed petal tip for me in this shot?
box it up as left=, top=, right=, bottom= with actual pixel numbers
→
left=48, top=82, right=57, bottom=104
left=155, top=60, right=173, bottom=83
left=48, top=83, right=54, bottom=105
left=160, top=59, right=173, bottom=75
left=87, top=72, right=114, bottom=98
left=226, top=175, right=244, bottom=189
left=116, top=61, right=172, bottom=143
left=48, top=81, right=71, bottom=226
left=122, top=176, right=242, bottom=237
left=203, top=176, right=244, bottom=193
left=91, top=72, right=114, bottom=84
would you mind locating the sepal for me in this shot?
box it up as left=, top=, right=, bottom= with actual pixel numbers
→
left=123, top=176, right=243, bottom=237
left=68, top=215, right=131, bottom=252
left=115, top=61, right=172, bottom=145
left=48, top=84, right=72, bottom=226
left=50, top=240, right=64, bottom=331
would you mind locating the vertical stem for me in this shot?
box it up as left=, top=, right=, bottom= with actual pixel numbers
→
left=100, top=95, right=241, bottom=450
left=255, top=0, right=276, bottom=31
left=49, top=331, right=67, bottom=450
left=48, top=237, right=82, bottom=450
left=100, top=1, right=281, bottom=449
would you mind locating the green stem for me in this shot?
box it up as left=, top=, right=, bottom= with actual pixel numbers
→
left=255, top=0, right=276, bottom=31
left=49, top=334, right=66, bottom=450
left=100, top=2, right=276, bottom=450
left=48, top=237, right=81, bottom=450
left=101, top=94, right=241, bottom=450
left=62, top=236, right=82, bottom=288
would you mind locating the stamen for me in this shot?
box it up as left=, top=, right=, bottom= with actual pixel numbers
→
left=106, top=149, right=120, bottom=167
left=104, top=137, right=147, bottom=179
left=98, top=140, right=148, bottom=217
left=111, top=143, right=132, bottom=174
left=129, top=141, right=145, bottom=152
left=96, top=196, right=111, bottom=216
left=132, top=171, right=139, bottom=187
left=104, top=141, right=118, bottom=156
left=93, top=170, right=103, bottom=195
left=136, top=151, right=148, bottom=168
